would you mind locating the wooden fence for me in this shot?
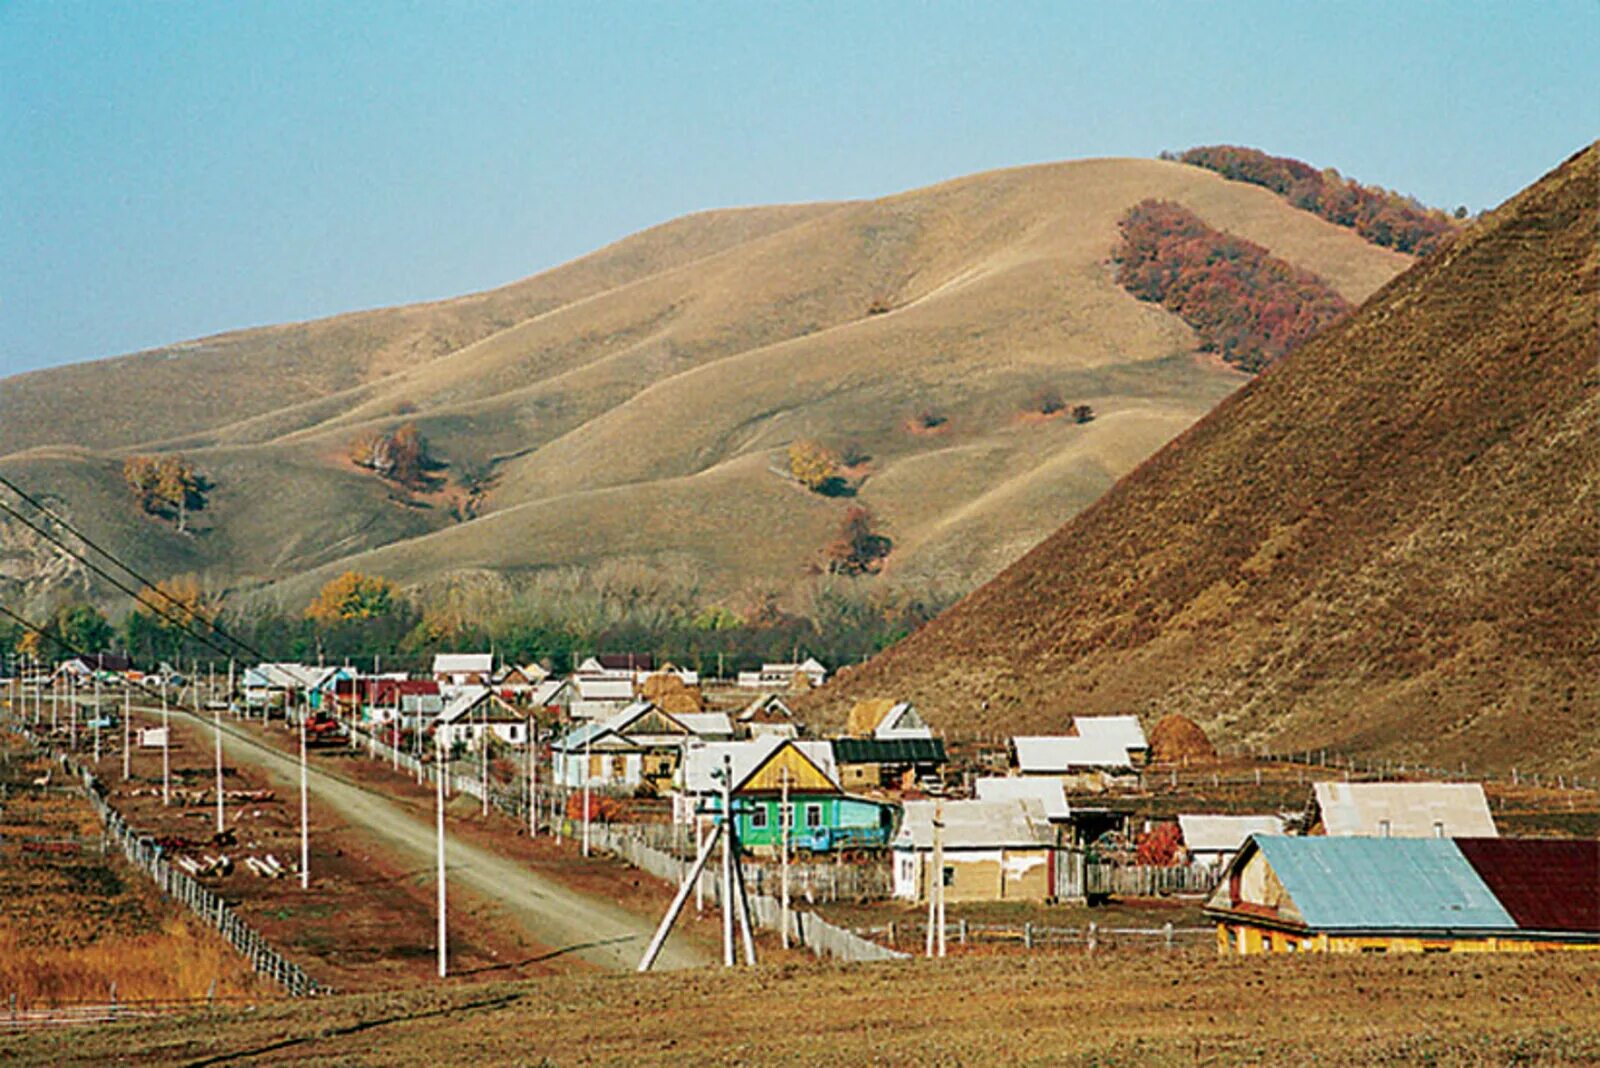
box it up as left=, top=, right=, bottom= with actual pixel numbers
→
left=1, top=712, right=323, bottom=998
left=852, top=919, right=1215, bottom=953
left=0, top=996, right=242, bottom=1032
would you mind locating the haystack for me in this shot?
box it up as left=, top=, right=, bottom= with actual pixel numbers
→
left=1149, top=714, right=1216, bottom=763
left=639, top=672, right=704, bottom=715
left=845, top=698, right=896, bottom=738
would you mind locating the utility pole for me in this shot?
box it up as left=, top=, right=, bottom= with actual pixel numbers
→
left=780, top=767, right=792, bottom=949
left=581, top=729, right=592, bottom=857
left=227, top=660, right=235, bottom=720
left=69, top=672, right=77, bottom=749
left=720, top=755, right=734, bottom=967
left=161, top=679, right=171, bottom=806
left=436, top=731, right=448, bottom=979
left=299, top=702, right=310, bottom=889
left=214, top=684, right=225, bottom=835
left=122, top=686, right=131, bottom=780
left=534, top=722, right=547, bottom=837
left=480, top=704, right=489, bottom=818
left=92, top=673, right=101, bottom=762
left=926, top=800, right=946, bottom=959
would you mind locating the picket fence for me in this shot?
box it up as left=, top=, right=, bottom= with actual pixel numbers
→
left=589, top=824, right=906, bottom=964
left=1, top=713, right=322, bottom=998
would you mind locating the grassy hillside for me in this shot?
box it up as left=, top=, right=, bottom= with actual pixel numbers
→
left=0, top=156, right=1410, bottom=612
left=807, top=143, right=1599, bottom=776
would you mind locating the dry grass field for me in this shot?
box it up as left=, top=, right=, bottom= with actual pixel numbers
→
left=2, top=951, right=1596, bottom=1065
left=810, top=143, right=1600, bottom=777
left=0, top=156, right=1410, bottom=606
left=0, top=732, right=261, bottom=1007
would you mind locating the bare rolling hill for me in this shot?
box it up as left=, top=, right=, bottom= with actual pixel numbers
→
left=807, top=144, right=1600, bottom=776
left=0, top=157, right=1411, bottom=607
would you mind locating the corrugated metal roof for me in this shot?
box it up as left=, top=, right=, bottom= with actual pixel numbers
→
left=974, top=777, right=1072, bottom=821
left=895, top=799, right=1055, bottom=850
left=1253, top=836, right=1514, bottom=932
left=831, top=737, right=947, bottom=765
left=432, top=653, right=493, bottom=674
left=1178, top=814, right=1285, bottom=853
left=1454, top=838, right=1600, bottom=933
left=1313, top=782, right=1497, bottom=838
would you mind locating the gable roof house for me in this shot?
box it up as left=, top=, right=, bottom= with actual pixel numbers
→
left=551, top=701, right=732, bottom=791
left=54, top=653, right=135, bottom=682
left=243, top=663, right=343, bottom=712
left=1308, top=782, right=1497, bottom=838
left=1012, top=716, right=1150, bottom=791
left=845, top=699, right=933, bottom=740
left=737, top=694, right=800, bottom=739
left=676, top=737, right=897, bottom=855
left=892, top=798, right=1059, bottom=903
left=570, top=674, right=637, bottom=720
left=364, top=679, right=443, bottom=726
left=432, top=653, right=495, bottom=688
left=434, top=687, right=529, bottom=751
left=735, top=657, right=828, bottom=690
left=1206, top=834, right=1599, bottom=955
left=974, top=776, right=1073, bottom=823
left=831, top=736, right=948, bottom=792
left=1177, top=814, right=1287, bottom=867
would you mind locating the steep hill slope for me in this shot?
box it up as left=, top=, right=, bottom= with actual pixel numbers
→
left=807, top=144, right=1599, bottom=776
left=0, top=157, right=1410, bottom=608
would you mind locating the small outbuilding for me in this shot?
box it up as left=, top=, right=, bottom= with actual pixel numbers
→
left=893, top=798, right=1059, bottom=904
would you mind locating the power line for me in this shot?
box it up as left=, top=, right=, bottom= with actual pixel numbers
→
left=0, top=485, right=268, bottom=667
left=0, top=473, right=244, bottom=649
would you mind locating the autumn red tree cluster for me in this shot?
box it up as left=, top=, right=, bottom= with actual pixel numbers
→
left=1172, top=145, right=1458, bottom=256
left=348, top=422, right=429, bottom=486
left=1114, top=199, right=1352, bottom=373
left=122, top=455, right=204, bottom=531
left=824, top=506, right=892, bottom=576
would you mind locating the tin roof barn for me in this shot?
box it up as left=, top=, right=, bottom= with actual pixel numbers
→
left=1178, top=814, right=1286, bottom=865
left=1309, top=782, right=1497, bottom=838
left=1206, top=835, right=1599, bottom=955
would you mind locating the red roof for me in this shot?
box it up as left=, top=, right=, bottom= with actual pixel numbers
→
left=1455, top=838, right=1600, bottom=933
left=371, top=679, right=441, bottom=703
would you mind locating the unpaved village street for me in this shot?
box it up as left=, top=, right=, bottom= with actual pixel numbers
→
left=166, top=706, right=711, bottom=973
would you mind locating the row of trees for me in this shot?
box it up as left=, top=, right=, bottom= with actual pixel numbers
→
left=122, top=455, right=206, bottom=532
left=1168, top=145, right=1460, bottom=256
left=1114, top=199, right=1352, bottom=373
left=1, top=562, right=953, bottom=678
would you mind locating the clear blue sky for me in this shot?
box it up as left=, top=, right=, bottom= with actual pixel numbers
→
left=3, top=1, right=1596, bottom=376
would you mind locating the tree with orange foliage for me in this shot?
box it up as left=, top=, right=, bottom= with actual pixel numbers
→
left=123, top=455, right=204, bottom=530
left=306, top=571, right=399, bottom=626
left=824, top=506, right=892, bottom=576
left=786, top=439, right=840, bottom=493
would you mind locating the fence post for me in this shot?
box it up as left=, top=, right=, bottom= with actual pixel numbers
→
left=959, top=918, right=968, bottom=945
left=1024, top=922, right=1033, bottom=950
left=1164, top=922, right=1173, bottom=950
left=1087, top=921, right=1097, bottom=953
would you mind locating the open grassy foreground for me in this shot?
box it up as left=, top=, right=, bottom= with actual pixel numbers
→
left=3, top=952, right=1597, bottom=1066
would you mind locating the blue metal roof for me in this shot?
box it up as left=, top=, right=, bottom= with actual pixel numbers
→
left=1253, top=835, right=1516, bottom=932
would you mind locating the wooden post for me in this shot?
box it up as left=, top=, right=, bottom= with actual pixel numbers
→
left=214, top=686, right=225, bottom=834
left=527, top=720, right=538, bottom=837
left=161, top=680, right=171, bottom=806
left=298, top=709, right=309, bottom=890
left=436, top=732, right=447, bottom=978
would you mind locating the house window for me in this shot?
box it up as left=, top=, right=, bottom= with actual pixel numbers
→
left=942, top=866, right=955, bottom=887
left=805, top=803, right=823, bottom=829
left=750, top=806, right=769, bottom=830
left=779, top=803, right=795, bottom=829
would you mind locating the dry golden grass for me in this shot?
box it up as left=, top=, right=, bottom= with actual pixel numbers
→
left=0, top=918, right=260, bottom=1007
left=0, top=156, right=1408, bottom=605
left=809, top=143, right=1600, bottom=776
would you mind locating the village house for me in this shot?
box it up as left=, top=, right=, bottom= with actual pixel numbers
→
left=1206, top=834, right=1599, bottom=955
left=1306, top=781, right=1497, bottom=838
left=845, top=699, right=934, bottom=741
left=1177, top=813, right=1287, bottom=869
left=431, top=653, right=494, bottom=689
left=569, top=674, right=637, bottom=720
left=363, top=679, right=444, bottom=729
left=676, top=737, right=898, bottom=855
left=735, top=657, right=828, bottom=690
left=493, top=662, right=549, bottom=691
left=736, top=694, right=801, bottom=739
left=524, top=676, right=574, bottom=718
left=551, top=701, right=733, bottom=792
left=1011, top=715, right=1150, bottom=791
left=53, top=653, right=134, bottom=683
left=831, top=736, right=947, bottom=792
left=243, top=662, right=345, bottom=714
left=433, top=687, right=529, bottom=752
left=973, top=776, right=1073, bottom=824
left=892, top=798, right=1059, bottom=904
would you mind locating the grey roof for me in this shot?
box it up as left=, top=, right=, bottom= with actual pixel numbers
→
left=895, top=799, right=1055, bottom=851
left=1178, top=814, right=1286, bottom=854
left=974, top=777, right=1072, bottom=821
left=1313, top=782, right=1497, bottom=838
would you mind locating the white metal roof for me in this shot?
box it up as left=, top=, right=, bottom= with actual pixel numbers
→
left=432, top=653, right=493, bottom=675
left=1313, top=782, right=1497, bottom=838
left=894, top=798, right=1055, bottom=851
left=1013, top=716, right=1148, bottom=771
left=1177, top=813, right=1286, bottom=854
left=675, top=712, right=734, bottom=739
left=574, top=676, right=635, bottom=700
left=973, top=777, right=1073, bottom=821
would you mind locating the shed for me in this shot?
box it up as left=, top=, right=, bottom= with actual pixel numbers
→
left=1178, top=814, right=1287, bottom=867
left=893, top=799, right=1058, bottom=903
left=831, top=736, right=947, bottom=791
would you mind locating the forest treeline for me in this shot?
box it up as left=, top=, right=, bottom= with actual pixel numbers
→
left=1114, top=199, right=1352, bottom=373
left=1168, top=145, right=1460, bottom=256
left=1, top=562, right=956, bottom=678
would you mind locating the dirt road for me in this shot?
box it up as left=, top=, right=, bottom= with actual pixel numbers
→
left=175, top=708, right=710, bottom=972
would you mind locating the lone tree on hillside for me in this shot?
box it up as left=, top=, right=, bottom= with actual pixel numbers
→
left=348, top=422, right=432, bottom=487
left=824, top=506, right=892, bottom=576
left=123, top=455, right=206, bottom=531
left=787, top=439, right=842, bottom=493
left=1027, top=388, right=1066, bottom=416
left=306, top=571, right=400, bottom=626
left=1071, top=404, right=1095, bottom=424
